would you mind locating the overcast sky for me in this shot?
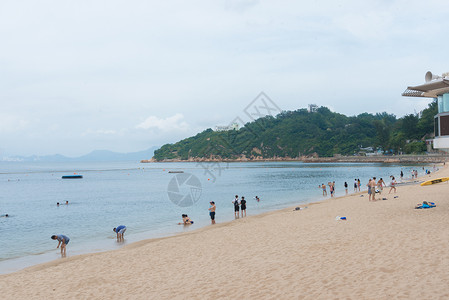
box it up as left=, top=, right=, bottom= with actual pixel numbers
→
left=1, top=0, right=448, bottom=156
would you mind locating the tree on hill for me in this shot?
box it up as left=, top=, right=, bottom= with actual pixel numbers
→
left=152, top=103, right=437, bottom=161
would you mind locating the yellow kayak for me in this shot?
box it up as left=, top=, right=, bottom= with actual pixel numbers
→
left=421, top=177, right=449, bottom=186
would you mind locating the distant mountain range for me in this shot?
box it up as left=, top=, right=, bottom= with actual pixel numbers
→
left=1, top=147, right=158, bottom=162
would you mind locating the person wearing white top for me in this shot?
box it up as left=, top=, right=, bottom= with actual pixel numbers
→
left=232, top=195, right=240, bottom=218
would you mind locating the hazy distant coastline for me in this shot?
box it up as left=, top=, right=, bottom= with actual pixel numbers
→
left=2, top=147, right=158, bottom=163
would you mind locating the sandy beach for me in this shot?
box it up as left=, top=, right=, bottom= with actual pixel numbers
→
left=2, top=166, right=449, bottom=299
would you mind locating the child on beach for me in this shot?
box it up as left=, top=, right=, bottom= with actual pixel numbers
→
left=344, top=182, right=348, bottom=194
left=178, top=214, right=194, bottom=225
left=51, top=234, right=70, bottom=257
left=389, top=177, right=397, bottom=194
left=113, top=225, right=127, bottom=242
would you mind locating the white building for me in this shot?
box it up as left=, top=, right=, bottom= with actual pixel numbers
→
left=214, top=122, right=239, bottom=132
left=402, top=71, right=449, bottom=151
left=307, top=104, right=318, bottom=113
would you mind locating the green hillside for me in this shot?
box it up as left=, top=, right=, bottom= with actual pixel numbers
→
left=153, top=101, right=437, bottom=161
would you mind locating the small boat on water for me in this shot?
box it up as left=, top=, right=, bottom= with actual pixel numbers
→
left=62, top=175, right=83, bottom=179
left=168, top=171, right=184, bottom=173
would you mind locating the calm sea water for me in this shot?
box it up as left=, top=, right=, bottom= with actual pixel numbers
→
left=0, top=161, right=429, bottom=273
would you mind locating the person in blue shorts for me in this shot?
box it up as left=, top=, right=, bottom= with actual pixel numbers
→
left=51, top=234, right=70, bottom=257
left=113, top=225, right=127, bottom=242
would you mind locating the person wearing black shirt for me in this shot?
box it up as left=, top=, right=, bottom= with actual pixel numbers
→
left=240, top=196, right=247, bottom=217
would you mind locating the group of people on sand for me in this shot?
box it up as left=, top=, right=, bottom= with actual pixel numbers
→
left=353, top=179, right=361, bottom=192
left=367, top=176, right=399, bottom=201
left=178, top=201, right=216, bottom=226
left=366, top=177, right=394, bottom=201
left=179, top=195, right=260, bottom=226
left=232, top=195, right=247, bottom=217
left=51, top=225, right=127, bottom=257
left=320, top=173, right=402, bottom=200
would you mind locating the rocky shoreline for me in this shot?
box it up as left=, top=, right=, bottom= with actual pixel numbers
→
left=141, top=154, right=449, bottom=164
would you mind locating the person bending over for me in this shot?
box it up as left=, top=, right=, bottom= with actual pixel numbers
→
left=113, top=225, right=127, bottom=242
left=51, top=234, right=70, bottom=257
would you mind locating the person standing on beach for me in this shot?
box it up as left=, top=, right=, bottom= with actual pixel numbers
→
left=370, top=177, right=377, bottom=201
left=51, top=234, right=70, bottom=257
left=354, top=179, right=358, bottom=192
left=389, top=177, right=397, bottom=194
left=367, top=179, right=372, bottom=200
left=329, top=182, right=334, bottom=197
left=240, top=196, right=247, bottom=217
left=113, top=225, right=127, bottom=242
left=377, top=178, right=386, bottom=196
left=233, top=195, right=240, bottom=218
left=344, top=182, right=348, bottom=194
left=400, top=170, right=404, bottom=179
left=357, top=179, right=361, bottom=191
left=209, top=201, right=216, bottom=224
